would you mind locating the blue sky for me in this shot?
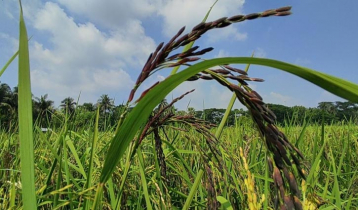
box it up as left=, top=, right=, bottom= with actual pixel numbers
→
left=1, top=0, right=357, bottom=110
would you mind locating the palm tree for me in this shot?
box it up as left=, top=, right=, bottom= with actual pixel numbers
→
left=0, top=84, right=18, bottom=130
left=0, top=82, right=11, bottom=103
left=97, top=94, right=114, bottom=115
left=97, top=94, right=114, bottom=129
left=61, top=97, right=77, bottom=115
left=34, top=94, right=54, bottom=127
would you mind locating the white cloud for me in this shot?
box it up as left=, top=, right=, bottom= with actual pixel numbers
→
left=32, top=2, right=154, bottom=67
left=57, top=0, right=157, bottom=29
left=157, top=0, right=245, bottom=37
left=93, top=69, right=133, bottom=90
left=24, top=2, right=157, bottom=104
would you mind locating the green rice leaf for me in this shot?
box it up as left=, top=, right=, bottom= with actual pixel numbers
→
left=18, top=1, right=37, bottom=208
left=137, top=147, right=153, bottom=210
left=66, top=139, right=86, bottom=178
left=84, top=107, right=99, bottom=210
left=183, top=169, right=204, bottom=210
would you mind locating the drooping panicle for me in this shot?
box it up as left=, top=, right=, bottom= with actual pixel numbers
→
left=128, top=6, right=292, bottom=103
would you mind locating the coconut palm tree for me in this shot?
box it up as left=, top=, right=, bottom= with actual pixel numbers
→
left=34, top=94, right=54, bottom=127
left=60, top=97, right=77, bottom=115
left=0, top=84, right=18, bottom=130
left=97, top=94, right=114, bottom=129
left=97, top=94, right=114, bottom=115
left=0, top=82, right=11, bottom=103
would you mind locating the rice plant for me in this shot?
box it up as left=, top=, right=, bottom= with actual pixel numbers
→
left=1, top=1, right=358, bottom=209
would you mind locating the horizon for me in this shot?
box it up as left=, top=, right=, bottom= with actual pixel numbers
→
left=1, top=78, right=353, bottom=111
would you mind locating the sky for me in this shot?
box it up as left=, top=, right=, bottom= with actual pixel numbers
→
left=1, top=0, right=358, bottom=110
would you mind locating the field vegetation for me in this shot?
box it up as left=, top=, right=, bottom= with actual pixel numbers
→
left=1, top=109, right=357, bottom=209
left=1, top=1, right=358, bottom=209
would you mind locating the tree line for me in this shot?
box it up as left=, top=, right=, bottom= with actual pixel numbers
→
left=0, top=82, right=122, bottom=131
left=1, top=81, right=357, bottom=131
left=177, top=100, right=358, bottom=127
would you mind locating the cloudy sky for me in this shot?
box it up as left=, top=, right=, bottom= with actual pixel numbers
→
left=1, top=0, right=357, bottom=110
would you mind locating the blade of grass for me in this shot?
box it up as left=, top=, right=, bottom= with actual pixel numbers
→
left=329, top=147, right=342, bottom=208
left=137, top=147, right=153, bottom=210
left=54, top=151, right=62, bottom=207
left=0, top=51, right=18, bottom=78
left=92, top=183, right=104, bottom=210
left=306, top=127, right=326, bottom=184
left=18, top=1, right=37, bottom=209
left=183, top=169, right=204, bottom=210
left=337, top=134, right=348, bottom=176
left=295, top=120, right=308, bottom=147
left=162, top=139, right=195, bottom=177
left=114, top=141, right=135, bottom=210
left=9, top=173, right=16, bottom=208
left=66, top=139, right=87, bottom=178
left=62, top=135, right=74, bottom=210
left=106, top=177, right=116, bottom=209
left=322, top=169, right=331, bottom=201
left=168, top=187, right=206, bottom=208
left=83, top=107, right=99, bottom=210
left=40, top=123, right=67, bottom=199
left=151, top=137, right=166, bottom=209
left=217, top=196, right=234, bottom=210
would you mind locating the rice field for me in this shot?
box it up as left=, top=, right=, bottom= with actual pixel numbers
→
left=1, top=117, right=357, bottom=209
left=1, top=1, right=358, bottom=209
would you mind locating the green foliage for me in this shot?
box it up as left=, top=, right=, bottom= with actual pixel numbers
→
left=1, top=119, right=357, bottom=209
